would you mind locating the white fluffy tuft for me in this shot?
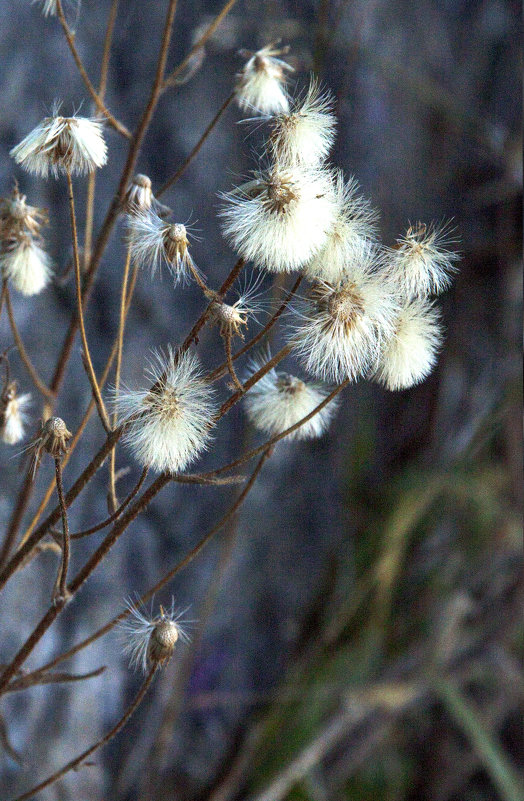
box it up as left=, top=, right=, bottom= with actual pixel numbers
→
left=1, top=237, right=52, bottom=295
left=385, top=221, right=460, bottom=299
left=235, top=45, right=293, bottom=115
left=1, top=392, right=31, bottom=445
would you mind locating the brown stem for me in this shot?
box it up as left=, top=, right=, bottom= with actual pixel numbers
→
left=4, top=284, right=55, bottom=400
left=55, top=0, right=130, bottom=138
left=0, top=280, right=7, bottom=323
left=158, top=91, right=235, bottom=196
left=28, top=449, right=271, bottom=678
left=216, top=344, right=292, bottom=421
left=10, top=667, right=156, bottom=801
left=223, top=329, right=244, bottom=391
left=6, top=666, right=105, bottom=694
left=66, top=170, right=111, bottom=432
left=99, top=0, right=120, bottom=100
left=53, top=457, right=70, bottom=600
left=163, top=0, right=239, bottom=90
left=72, top=467, right=148, bottom=539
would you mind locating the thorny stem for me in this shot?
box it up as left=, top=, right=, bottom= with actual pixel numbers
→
left=109, top=245, right=133, bottom=510
left=163, top=0, right=239, bottom=89
left=26, top=449, right=271, bottom=679
left=54, top=0, right=130, bottom=138
left=4, top=284, right=55, bottom=400
left=10, top=667, right=156, bottom=801
left=158, top=91, right=235, bottom=196
left=53, top=457, right=70, bottom=600
left=223, top=329, right=244, bottom=391
left=66, top=169, right=111, bottom=433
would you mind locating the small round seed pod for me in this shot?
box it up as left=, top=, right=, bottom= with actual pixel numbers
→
left=147, top=615, right=180, bottom=669
left=121, top=600, right=191, bottom=673
left=40, top=417, right=73, bottom=457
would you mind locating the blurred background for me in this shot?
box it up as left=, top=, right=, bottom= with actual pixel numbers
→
left=0, top=0, right=521, bottom=799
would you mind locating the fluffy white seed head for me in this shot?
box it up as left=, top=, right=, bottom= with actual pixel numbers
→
left=304, top=172, right=379, bottom=283
left=114, top=348, right=216, bottom=474
left=128, top=209, right=197, bottom=283
left=120, top=599, right=191, bottom=673
left=1, top=383, right=31, bottom=445
left=0, top=185, right=48, bottom=238
left=244, top=355, right=337, bottom=440
left=1, top=235, right=52, bottom=295
left=374, top=297, right=443, bottom=390
left=125, top=173, right=153, bottom=213
left=385, top=222, right=460, bottom=299
left=268, top=80, right=337, bottom=166
left=235, top=44, right=293, bottom=115
left=10, top=111, right=108, bottom=178
left=291, top=246, right=399, bottom=382
left=220, top=165, right=337, bottom=272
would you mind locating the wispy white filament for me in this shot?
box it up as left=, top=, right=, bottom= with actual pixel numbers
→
left=114, top=349, right=216, bottom=474
left=127, top=210, right=197, bottom=283
left=385, top=221, right=460, bottom=299
left=120, top=599, right=191, bottom=674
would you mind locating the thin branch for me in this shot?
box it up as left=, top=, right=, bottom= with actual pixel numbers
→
left=0, top=280, right=7, bottom=324
left=223, top=329, right=244, bottom=391
left=4, top=284, right=55, bottom=400
left=54, top=0, right=130, bottom=138
left=163, top=0, right=239, bottom=90
left=66, top=169, right=111, bottom=433
left=53, top=457, right=70, bottom=601
left=10, top=667, right=156, bottom=801
left=157, top=91, right=235, bottom=196
left=6, top=666, right=106, bottom=694
left=72, top=466, right=148, bottom=539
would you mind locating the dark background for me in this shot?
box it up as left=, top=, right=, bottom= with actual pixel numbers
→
left=0, top=1, right=521, bottom=799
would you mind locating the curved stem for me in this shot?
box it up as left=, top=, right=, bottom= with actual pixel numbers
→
left=223, top=329, right=244, bottom=391
left=10, top=667, right=156, bottom=801
left=66, top=169, right=111, bottom=433
left=72, top=467, right=148, bottom=539
left=55, top=0, right=130, bottom=138
left=4, top=285, right=55, bottom=400
left=158, top=91, right=235, bottom=196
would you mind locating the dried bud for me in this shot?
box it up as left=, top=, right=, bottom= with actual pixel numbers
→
left=121, top=599, right=191, bottom=673
left=39, top=417, right=72, bottom=457
left=0, top=185, right=48, bottom=239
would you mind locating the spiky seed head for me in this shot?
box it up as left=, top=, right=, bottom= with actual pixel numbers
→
left=121, top=600, right=191, bottom=673
left=114, top=348, right=216, bottom=474
left=10, top=111, right=108, bottom=178
left=0, top=383, right=31, bottom=445
left=290, top=246, right=399, bottom=382
left=1, top=234, right=53, bottom=296
left=235, top=43, right=293, bottom=115
left=268, top=80, right=337, bottom=167
left=385, top=221, right=460, bottom=299
left=0, top=185, right=48, bottom=239
left=374, top=297, right=443, bottom=390
left=304, top=172, right=379, bottom=283
left=244, top=355, right=338, bottom=440
left=40, top=417, right=73, bottom=457
left=220, top=165, right=337, bottom=272
left=127, top=210, right=197, bottom=283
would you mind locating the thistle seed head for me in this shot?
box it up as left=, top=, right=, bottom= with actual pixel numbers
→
left=235, top=43, right=293, bottom=115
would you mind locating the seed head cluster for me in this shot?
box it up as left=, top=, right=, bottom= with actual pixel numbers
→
left=0, top=185, right=52, bottom=296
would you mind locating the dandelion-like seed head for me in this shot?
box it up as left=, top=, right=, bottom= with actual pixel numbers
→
left=121, top=599, right=191, bottom=673
left=304, top=173, right=379, bottom=283
left=268, top=80, right=337, bottom=166
left=387, top=221, right=460, bottom=299
left=374, top=297, right=443, bottom=390
left=125, top=173, right=153, bottom=213
left=220, top=164, right=337, bottom=272
left=10, top=111, right=108, bottom=178
left=0, top=382, right=31, bottom=445
left=0, top=185, right=48, bottom=239
left=235, top=43, right=293, bottom=115
left=114, top=348, right=216, bottom=474
left=290, top=245, right=399, bottom=382
left=128, top=210, right=196, bottom=283
left=244, top=354, right=338, bottom=440
left=1, top=234, right=53, bottom=296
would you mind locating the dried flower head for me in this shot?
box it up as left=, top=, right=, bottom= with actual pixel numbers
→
left=374, top=297, right=443, bottom=390
left=291, top=246, right=398, bottom=382
left=235, top=43, right=293, bottom=115
left=1, top=234, right=53, bottom=295
left=39, top=417, right=73, bottom=457
left=267, top=80, right=337, bottom=166
left=127, top=209, right=199, bottom=284
left=1, top=382, right=31, bottom=445
left=386, top=222, right=460, bottom=299
left=10, top=110, right=108, bottom=178
left=304, top=172, right=379, bottom=283
left=244, top=354, right=338, bottom=440
left=220, top=164, right=337, bottom=272
left=121, top=599, right=191, bottom=673
left=114, top=348, right=216, bottom=474
left=208, top=277, right=264, bottom=339
left=124, top=173, right=153, bottom=213
left=0, top=185, right=48, bottom=239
